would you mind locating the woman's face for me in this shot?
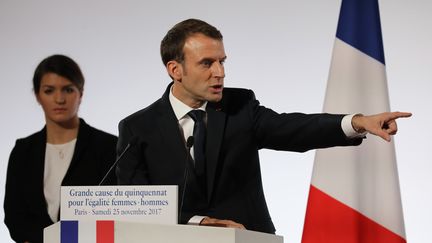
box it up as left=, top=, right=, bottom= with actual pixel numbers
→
left=36, top=73, right=82, bottom=126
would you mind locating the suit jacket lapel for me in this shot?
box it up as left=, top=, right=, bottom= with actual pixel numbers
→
left=30, top=128, right=50, bottom=212
left=64, top=119, right=90, bottom=183
left=206, top=102, right=226, bottom=201
left=157, top=85, right=189, bottom=176
left=160, top=83, right=227, bottom=201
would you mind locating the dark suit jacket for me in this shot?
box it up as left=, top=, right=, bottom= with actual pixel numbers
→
left=116, top=84, right=362, bottom=234
left=4, top=119, right=117, bottom=243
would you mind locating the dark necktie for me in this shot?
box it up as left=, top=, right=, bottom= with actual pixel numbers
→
left=188, top=110, right=206, bottom=177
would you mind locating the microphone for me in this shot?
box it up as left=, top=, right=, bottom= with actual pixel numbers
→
left=179, top=136, right=194, bottom=223
left=98, top=136, right=138, bottom=186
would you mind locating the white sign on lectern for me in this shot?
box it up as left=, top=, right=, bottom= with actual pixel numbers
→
left=60, top=185, right=178, bottom=224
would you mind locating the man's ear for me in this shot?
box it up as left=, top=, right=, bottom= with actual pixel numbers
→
left=166, top=60, right=182, bottom=81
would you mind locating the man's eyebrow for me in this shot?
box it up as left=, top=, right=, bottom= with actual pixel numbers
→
left=198, top=56, right=227, bottom=63
left=198, top=57, right=215, bottom=64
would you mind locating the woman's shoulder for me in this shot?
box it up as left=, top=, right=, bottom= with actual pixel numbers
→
left=8, top=129, right=45, bottom=162
left=14, top=128, right=45, bottom=146
left=79, top=119, right=117, bottom=142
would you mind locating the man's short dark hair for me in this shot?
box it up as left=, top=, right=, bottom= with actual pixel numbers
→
left=160, top=19, right=223, bottom=66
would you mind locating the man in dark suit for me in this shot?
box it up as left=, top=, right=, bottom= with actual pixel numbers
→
left=116, top=18, right=411, bottom=234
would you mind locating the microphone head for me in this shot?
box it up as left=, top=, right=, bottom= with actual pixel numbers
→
left=186, top=136, right=194, bottom=148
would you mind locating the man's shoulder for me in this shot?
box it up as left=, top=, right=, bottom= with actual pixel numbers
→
left=219, top=87, right=256, bottom=108
left=206, top=87, right=257, bottom=115
left=223, top=87, right=255, bottom=97
left=120, top=98, right=165, bottom=125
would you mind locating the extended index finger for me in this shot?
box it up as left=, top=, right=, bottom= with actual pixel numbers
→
left=388, top=111, right=412, bottom=120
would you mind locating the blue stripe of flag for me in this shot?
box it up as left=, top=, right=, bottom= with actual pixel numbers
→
left=61, top=221, right=78, bottom=243
left=336, top=0, right=385, bottom=64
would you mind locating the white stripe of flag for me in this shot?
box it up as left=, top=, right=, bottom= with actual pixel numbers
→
left=302, top=0, right=406, bottom=242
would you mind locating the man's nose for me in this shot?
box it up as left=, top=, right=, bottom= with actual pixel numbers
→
left=212, top=62, right=225, bottom=78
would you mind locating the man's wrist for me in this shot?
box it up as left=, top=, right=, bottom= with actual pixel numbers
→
left=188, top=215, right=207, bottom=225
left=351, top=114, right=367, bottom=133
left=342, top=114, right=367, bottom=138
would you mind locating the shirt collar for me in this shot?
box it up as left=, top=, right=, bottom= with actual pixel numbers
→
left=169, top=86, right=207, bottom=121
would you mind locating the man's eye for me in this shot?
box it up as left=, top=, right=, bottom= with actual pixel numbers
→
left=203, top=61, right=212, bottom=67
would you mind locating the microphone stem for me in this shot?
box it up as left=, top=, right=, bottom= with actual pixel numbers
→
left=98, top=143, right=131, bottom=186
left=179, top=137, right=194, bottom=223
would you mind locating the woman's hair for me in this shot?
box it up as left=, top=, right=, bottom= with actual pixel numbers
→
left=32, top=54, right=84, bottom=94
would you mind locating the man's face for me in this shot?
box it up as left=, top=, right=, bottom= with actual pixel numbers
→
left=171, top=33, right=226, bottom=108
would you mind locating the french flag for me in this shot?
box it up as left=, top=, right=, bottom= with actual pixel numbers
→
left=60, top=220, right=114, bottom=243
left=302, top=0, right=407, bottom=242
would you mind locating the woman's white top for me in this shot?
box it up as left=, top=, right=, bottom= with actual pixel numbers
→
left=44, top=139, right=77, bottom=222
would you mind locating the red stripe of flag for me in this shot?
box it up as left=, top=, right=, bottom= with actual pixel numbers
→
left=96, top=220, right=114, bottom=243
left=302, top=186, right=406, bottom=243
